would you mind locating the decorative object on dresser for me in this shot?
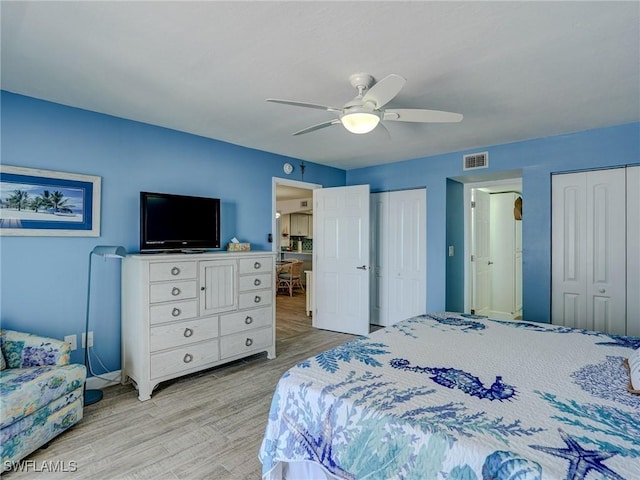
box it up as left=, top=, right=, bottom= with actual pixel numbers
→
left=85, top=245, right=126, bottom=406
left=121, top=251, right=276, bottom=401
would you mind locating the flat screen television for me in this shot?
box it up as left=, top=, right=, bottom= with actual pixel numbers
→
left=140, top=191, right=221, bottom=253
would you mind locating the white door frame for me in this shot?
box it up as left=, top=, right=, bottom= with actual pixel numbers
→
left=463, top=177, right=522, bottom=313
left=272, top=177, right=322, bottom=256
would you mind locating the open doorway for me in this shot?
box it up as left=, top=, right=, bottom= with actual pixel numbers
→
left=463, top=177, right=523, bottom=320
left=272, top=178, right=321, bottom=318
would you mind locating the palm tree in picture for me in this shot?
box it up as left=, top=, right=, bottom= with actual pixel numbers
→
left=29, top=196, right=48, bottom=213
left=40, top=190, right=54, bottom=211
left=7, top=190, right=29, bottom=211
left=49, top=190, right=70, bottom=213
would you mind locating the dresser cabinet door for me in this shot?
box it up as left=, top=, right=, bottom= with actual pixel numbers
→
left=199, top=259, right=238, bottom=316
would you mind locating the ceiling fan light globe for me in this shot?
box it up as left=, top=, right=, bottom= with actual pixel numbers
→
left=340, top=112, right=380, bottom=134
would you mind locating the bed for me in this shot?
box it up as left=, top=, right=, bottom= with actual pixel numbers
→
left=259, top=312, right=640, bottom=480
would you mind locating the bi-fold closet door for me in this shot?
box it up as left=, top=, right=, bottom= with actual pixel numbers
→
left=370, top=189, right=426, bottom=327
left=551, top=166, right=639, bottom=335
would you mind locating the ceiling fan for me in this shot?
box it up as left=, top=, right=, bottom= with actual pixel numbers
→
left=267, top=73, right=463, bottom=136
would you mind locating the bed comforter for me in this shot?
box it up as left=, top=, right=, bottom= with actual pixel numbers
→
left=259, top=312, right=640, bottom=480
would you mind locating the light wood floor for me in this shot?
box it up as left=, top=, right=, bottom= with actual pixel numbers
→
left=6, top=292, right=355, bottom=479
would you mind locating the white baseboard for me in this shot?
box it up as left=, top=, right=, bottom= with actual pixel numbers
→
left=86, top=370, right=121, bottom=390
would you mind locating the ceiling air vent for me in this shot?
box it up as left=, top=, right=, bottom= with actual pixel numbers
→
left=463, top=152, right=489, bottom=170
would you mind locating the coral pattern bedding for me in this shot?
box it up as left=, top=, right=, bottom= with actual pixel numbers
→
left=259, top=313, right=640, bottom=480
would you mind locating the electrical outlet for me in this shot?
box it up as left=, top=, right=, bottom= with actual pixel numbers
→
left=64, top=334, right=77, bottom=351
left=81, top=331, right=94, bottom=348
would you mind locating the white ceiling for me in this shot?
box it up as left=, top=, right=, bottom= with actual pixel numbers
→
left=2, top=1, right=638, bottom=171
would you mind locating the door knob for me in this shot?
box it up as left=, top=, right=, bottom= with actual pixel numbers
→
left=488, top=261, right=494, bottom=265
left=356, top=265, right=368, bottom=270
left=599, top=288, right=606, bottom=294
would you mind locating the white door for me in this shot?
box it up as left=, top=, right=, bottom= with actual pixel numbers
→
left=472, top=189, right=491, bottom=315
left=370, top=189, right=426, bottom=326
left=313, top=185, right=370, bottom=336
left=552, top=169, right=626, bottom=334
left=385, top=189, right=427, bottom=324
left=489, top=192, right=518, bottom=319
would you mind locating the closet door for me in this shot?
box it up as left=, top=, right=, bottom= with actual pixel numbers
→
left=370, top=189, right=426, bottom=326
left=387, top=189, right=427, bottom=324
left=627, top=166, right=640, bottom=336
left=552, top=168, right=626, bottom=334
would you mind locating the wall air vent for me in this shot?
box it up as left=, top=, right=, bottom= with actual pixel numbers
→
left=463, top=152, right=489, bottom=170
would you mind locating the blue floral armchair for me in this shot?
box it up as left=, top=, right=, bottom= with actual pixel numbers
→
left=0, top=330, right=86, bottom=469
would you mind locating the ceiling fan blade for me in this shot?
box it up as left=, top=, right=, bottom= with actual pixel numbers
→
left=375, top=121, right=391, bottom=139
left=292, top=119, right=341, bottom=136
left=384, top=109, right=463, bottom=123
left=266, top=98, right=341, bottom=113
left=362, top=74, right=406, bottom=109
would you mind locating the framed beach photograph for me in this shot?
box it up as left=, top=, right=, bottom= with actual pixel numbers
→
left=0, top=165, right=101, bottom=236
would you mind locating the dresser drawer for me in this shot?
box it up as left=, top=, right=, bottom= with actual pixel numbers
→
left=150, top=340, right=219, bottom=379
left=239, top=273, right=272, bottom=292
left=149, top=300, right=198, bottom=325
left=238, top=290, right=272, bottom=310
left=239, top=256, right=273, bottom=275
left=220, top=326, right=272, bottom=359
left=149, top=261, right=197, bottom=282
left=149, top=280, right=197, bottom=303
left=220, top=306, right=272, bottom=336
left=150, top=317, right=218, bottom=352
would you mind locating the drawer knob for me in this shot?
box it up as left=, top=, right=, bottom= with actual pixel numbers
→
left=171, top=266, right=181, bottom=276
left=254, top=261, right=261, bottom=270
left=254, top=295, right=261, bottom=304
left=254, top=278, right=261, bottom=286
left=245, top=338, right=253, bottom=347
left=245, top=316, right=253, bottom=325
left=183, top=353, right=193, bottom=363
left=172, top=307, right=181, bottom=317
left=183, top=327, right=193, bottom=338
left=172, top=287, right=181, bottom=296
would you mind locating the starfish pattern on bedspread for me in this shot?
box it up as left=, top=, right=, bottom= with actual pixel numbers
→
left=530, top=429, right=624, bottom=480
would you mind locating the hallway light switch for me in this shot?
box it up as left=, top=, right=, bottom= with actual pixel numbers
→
left=448, top=246, right=454, bottom=257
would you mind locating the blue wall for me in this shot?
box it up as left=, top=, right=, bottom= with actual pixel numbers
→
left=0, top=91, right=346, bottom=372
left=3, top=91, right=639, bottom=375
left=347, top=122, right=640, bottom=322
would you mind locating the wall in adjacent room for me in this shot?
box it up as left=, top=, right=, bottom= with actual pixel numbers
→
left=0, top=92, right=346, bottom=372
left=347, top=122, right=640, bottom=323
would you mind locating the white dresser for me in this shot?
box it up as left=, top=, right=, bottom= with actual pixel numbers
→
left=121, top=251, right=276, bottom=401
